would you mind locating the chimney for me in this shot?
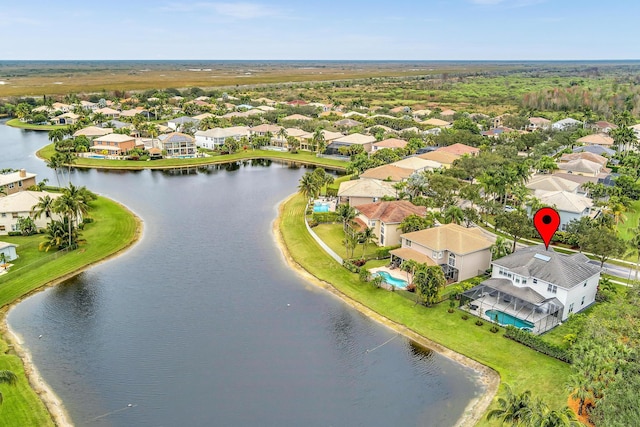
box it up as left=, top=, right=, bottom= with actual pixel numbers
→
left=19, top=169, right=26, bottom=178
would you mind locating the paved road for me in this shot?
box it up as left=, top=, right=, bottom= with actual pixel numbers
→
left=589, top=260, right=639, bottom=281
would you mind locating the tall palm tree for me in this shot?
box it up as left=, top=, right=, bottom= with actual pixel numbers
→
left=276, top=128, right=288, bottom=148
left=46, top=153, right=65, bottom=187
left=31, top=194, right=56, bottom=220
left=0, top=370, right=18, bottom=405
left=47, top=128, right=65, bottom=144
left=400, top=259, right=420, bottom=282
left=298, top=172, right=320, bottom=201
left=312, top=128, right=325, bottom=153
left=336, top=203, right=356, bottom=233
left=359, top=226, right=377, bottom=257
left=443, top=205, right=464, bottom=225
left=61, top=151, right=76, bottom=184
left=54, top=184, right=93, bottom=249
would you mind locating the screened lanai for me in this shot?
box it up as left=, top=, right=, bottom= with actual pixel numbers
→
left=460, top=278, right=563, bottom=334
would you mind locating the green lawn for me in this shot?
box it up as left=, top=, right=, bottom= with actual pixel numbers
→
left=279, top=193, right=572, bottom=426
left=617, top=199, right=640, bottom=241
left=312, top=223, right=380, bottom=260
left=0, top=196, right=139, bottom=426
left=5, top=118, right=68, bottom=131
left=37, top=144, right=348, bottom=171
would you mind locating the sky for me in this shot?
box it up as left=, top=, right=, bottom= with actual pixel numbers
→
left=2, top=0, right=639, bottom=60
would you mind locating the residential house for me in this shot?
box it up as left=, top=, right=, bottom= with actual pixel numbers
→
left=0, top=170, right=37, bottom=196
left=391, top=157, right=441, bottom=173
left=525, top=175, right=581, bottom=194
left=300, top=130, right=343, bottom=152
left=422, top=118, right=451, bottom=127
left=462, top=245, right=601, bottom=334
left=157, top=132, right=197, bottom=158
left=50, top=112, right=80, bottom=125
left=192, top=113, right=215, bottom=121
left=0, top=241, right=18, bottom=262
left=334, top=118, right=362, bottom=129
left=556, top=159, right=606, bottom=177
left=481, top=127, right=515, bottom=138
left=592, top=121, right=617, bottom=134
left=417, top=151, right=461, bottom=169
left=281, top=114, right=312, bottom=121
left=528, top=117, right=551, bottom=131
left=491, top=114, right=510, bottom=129
left=572, top=145, right=615, bottom=156
left=327, top=133, right=376, bottom=154
left=94, top=107, right=120, bottom=119
left=436, top=143, right=480, bottom=157
left=337, top=179, right=397, bottom=206
left=90, top=134, right=138, bottom=156
left=352, top=201, right=426, bottom=246
left=167, top=116, right=199, bottom=132
left=194, top=126, right=250, bottom=149
left=0, top=191, right=63, bottom=234
left=390, top=106, right=410, bottom=114
left=359, top=164, right=415, bottom=182
left=343, top=111, right=367, bottom=118
left=391, top=223, right=493, bottom=282
left=530, top=190, right=595, bottom=230
left=412, top=109, right=432, bottom=119
left=249, top=124, right=283, bottom=137
left=79, top=100, right=98, bottom=111
left=51, top=102, right=72, bottom=113
left=73, top=126, right=113, bottom=139
left=256, top=105, right=276, bottom=112
left=552, top=118, right=583, bottom=131
left=576, top=133, right=615, bottom=148
left=559, top=152, right=608, bottom=168
left=371, top=138, right=408, bottom=152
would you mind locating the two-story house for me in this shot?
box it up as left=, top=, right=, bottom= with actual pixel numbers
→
left=462, top=245, right=601, bottom=333
left=391, top=223, right=493, bottom=282
left=194, top=126, right=250, bottom=149
left=0, top=170, right=37, bottom=196
left=528, top=190, right=595, bottom=231
left=157, top=132, right=197, bottom=158
left=0, top=191, right=63, bottom=235
left=352, top=201, right=426, bottom=247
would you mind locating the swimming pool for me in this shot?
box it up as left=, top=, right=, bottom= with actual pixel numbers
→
left=485, top=309, right=534, bottom=330
left=373, top=271, right=408, bottom=288
left=88, top=155, right=105, bottom=159
left=313, top=202, right=330, bottom=213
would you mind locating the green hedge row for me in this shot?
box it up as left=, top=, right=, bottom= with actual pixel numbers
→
left=503, top=325, right=572, bottom=363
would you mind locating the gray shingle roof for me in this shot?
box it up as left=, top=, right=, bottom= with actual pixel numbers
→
left=480, top=278, right=546, bottom=304
left=492, top=245, right=600, bottom=290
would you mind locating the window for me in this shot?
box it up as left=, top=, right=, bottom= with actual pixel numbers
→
left=522, top=279, right=527, bottom=285
left=583, top=282, right=587, bottom=287
left=0, top=226, right=4, bottom=231
left=547, top=284, right=557, bottom=294
left=448, top=253, right=456, bottom=267
left=0, top=213, right=5, bottom=218
left=11, top=213, right=19, bottom=219
left=432, top=251, right=443, bottom=259
left=515, top=277, right=520, bottom=284
left=11, top=224, right=19, bottom=232
left=18, top=181, right=22, bottom=187
left=405, top=239, right=411, bottom=247
left=533, top=279, right=538, bottom=284
left=507, top=273, right=512, bottom=278
left=581, top=295, right=586, bottom=305
left=8, top=183, right=14, bottom=189
left=568, top=303, right=574, bottom=314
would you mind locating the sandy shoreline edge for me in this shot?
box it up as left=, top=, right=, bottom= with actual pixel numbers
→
left=272, top=193, right=500, bottom=427
left=0, top=199, right=144, bottom=427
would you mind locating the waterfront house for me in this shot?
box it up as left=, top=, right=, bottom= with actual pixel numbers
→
left=353, top=201, right=426, bottom=246
left=462, top=245, right=601, bottom=333
left=50, top=112, right=80, bottom=125
left=0, top=191, right=63, bottom=235
left=0, top=170, right=37, bottom=196
left=73, top=126, right=113, bottom=139
left=360, top=164, right=415, bottom=182
left=167, top=116, right=199, bottom=132
left=337, top=179, right=397, bottom=206
left=194, top=126, right=250, bottom=149
left=157, top=132, right=197, bottom=158
left=90, top=134, right=138, bottom=156
left=300, top=130, right=343, bottom=152
left=327, top=133, right=376, bottom=154
left=391, top=223, right=493, bottom=282
left=0, top=241, right=18, bottom=262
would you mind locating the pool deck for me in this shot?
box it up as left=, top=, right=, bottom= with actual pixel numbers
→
left=463, top=296, right=559, bottom=334
left=369, top=266, right=411, bottom=290
left=313, top=197, right=337, bottom=212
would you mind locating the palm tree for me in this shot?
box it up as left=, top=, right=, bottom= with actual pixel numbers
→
left=61, top=151, right=76, bottom=184
left=336, top=203, right=356, bottom=232
left=298, top=172, right=320, bottom=201
left=31, top=194, right=56, bottom=220
left=276, top=128, right=288, bottom=148
left=565, top=374, right=591, bottom=416
left=486, top=384, right=535, bottom=426
left=400, top=259, right=420, bottom=283
left=53, top=184, right=93, bottom=249
left=48, top=128, right=65, bottom=144
left=536, top=156, right=558, bottom=174
left=312, top=128, right=325, bottom=153
left=491, top=236, right=512, bottom=260
left=0, top=370, right=18, bottom=405
left=530, top=400, right=582, bottom=427
left=359, top=226, right=377, bottom=257
left=443, top=205, right=464, bottom=225
left=46, top=153, right=65, bottom=187
left=627, top=220, right=640, bottom=281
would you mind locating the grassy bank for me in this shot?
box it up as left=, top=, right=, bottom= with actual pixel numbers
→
left=37, top=144, right=348, bottom=171
left=278, top=192, right=571, bottom=426
left=5, top=119, right=68, bottom=131
left=0, top=196, right=140, bottom=426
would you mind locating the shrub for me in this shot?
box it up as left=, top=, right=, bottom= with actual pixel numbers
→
left=7, top=231, right=22, bottom=236
left=375, top=244, right=401, bottom=259
left=307, top=219, right=319, bottom=228
left=461, top=314, right=469, bottom=320
left=82, top=217, right=94, bottom=224
left=490, top=326, right=500, bottom=333
left=342, top=260, right=359, bottom=273
left=475, top=320, right=484, bottom=326
left=312, top=212, right=339, bottom=223
left=448, top=308, right=455, bottom=313
left=503, top=326, right=572, bottom=363
left=352, top=259, right=366, bottom=267
left=358, top=268, right=371, bottom=282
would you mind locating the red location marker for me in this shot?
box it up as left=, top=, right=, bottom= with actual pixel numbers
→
left=533, top=207, right=560, bottom=250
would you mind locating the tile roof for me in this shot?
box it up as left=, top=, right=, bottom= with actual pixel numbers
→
left=355, top=200, right=426, bottom=224
left=533, top=190, right=593, bottom=213
left=389, top=247, right=437, bottom=266
left=436, top=143, right=480, bottom=156
left=525, top=175, right=581, bottom=193
left=422, top=118, right=451, bottom=127
left=338, top=179, right=397, bottom=198
left=572, top=145, right=615, bottom=156
left=391, top=157, right=441, bottom=171
left=94, top=134, right=135, bottom=143
left=372, top=138, right=408, bottom=149
left=334, top=133, right=376, bottom=145
left=0, top=171, right=36, bottom=187
left=417, top=151, right=461, bottom=165
left=492, top=245, right=600, bottom=290
left=559, top=152, right=608, bottom=167
left=0, top=191, right=61, bottom=213
left=359, top=165, right=414, bottom=182
left=401, top=223, right=492, bottom=255
left=576, top=133, right=614, bottom=146
left=557, top=159, right=604, bottom=174
left=73, top=126, right=113, bottom=137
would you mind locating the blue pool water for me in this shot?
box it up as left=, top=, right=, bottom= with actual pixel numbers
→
left=485, top=309, right=534, bottom=330
left=313, top=202, right=330, bottom=213
left=88, top=155, right=105, bottom=159
left=373, top=271, right=408, bottom=288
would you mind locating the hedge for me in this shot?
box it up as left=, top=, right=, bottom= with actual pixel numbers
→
left=312, top=212, right=340, bottom=223
left=503, top=326, right=572, bottom=363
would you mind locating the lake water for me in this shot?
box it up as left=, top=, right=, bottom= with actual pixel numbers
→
left=0, top=121, right=483, bottom=426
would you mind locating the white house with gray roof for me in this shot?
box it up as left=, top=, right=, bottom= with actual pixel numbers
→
left=195, top=126, right=250, bottom=149
left=462, top=245, right=601, bottom=333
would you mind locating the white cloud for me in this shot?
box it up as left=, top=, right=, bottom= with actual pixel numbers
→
left=162, top=2, right=280, bottom=19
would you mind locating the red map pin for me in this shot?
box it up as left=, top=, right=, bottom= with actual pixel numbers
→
left=533, top=207, right=560, bottom=250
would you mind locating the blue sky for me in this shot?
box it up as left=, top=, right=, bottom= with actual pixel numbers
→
left=2, top=0, right=639, bottom=60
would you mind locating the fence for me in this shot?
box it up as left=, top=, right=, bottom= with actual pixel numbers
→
left=304, top=203, right=343, bottom=264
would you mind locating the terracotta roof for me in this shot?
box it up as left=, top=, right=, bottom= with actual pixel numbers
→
left=94, top=134, right=135, bottom=143
left=338, top=179, right=397, bottom=198
left=422, top=118, right=450, bottom=127
left=436, top=143, right=480, bottom=156
left=389, top=248, right=437, bottom=266
left=250, top=124, right=283, bottom=134
left=417, top=151, right=461, bottom=165
left=576, top=133, right=614, bottom=146
left=372, top=138, right=408, bottom=149
left=360, top=164, right=414, bottom=182
left=559, top=152, right=608, bottom=167
left=355, top=201, right=426, bottom=224
left=391, top=157, right=441, bottom=171
left=282, top=114, right=311, bottom=121
left=401, top=223, right=492, bottom=255
left=529, top=117, right=551, bottom=125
